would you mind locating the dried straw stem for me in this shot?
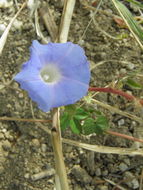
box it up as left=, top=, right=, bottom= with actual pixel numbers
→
left=51, top=0, right=76, bottom=189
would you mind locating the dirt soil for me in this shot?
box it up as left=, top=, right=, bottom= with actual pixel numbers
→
left=0, top=0, right=143, bottom=190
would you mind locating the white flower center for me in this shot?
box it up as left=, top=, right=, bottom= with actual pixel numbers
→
left=40, top=64, right=62, bottom=83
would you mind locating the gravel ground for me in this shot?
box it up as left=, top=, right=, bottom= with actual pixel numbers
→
left=0, top=0, right=143, bottom=189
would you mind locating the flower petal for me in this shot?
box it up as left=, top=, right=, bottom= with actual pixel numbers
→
left=16, top=79, right=54, bottom=112
left=50, top=77, right=89, bottom=108
left=31, top=40, right=87, bottom=68
left=14, top=40, right=91, bottom=112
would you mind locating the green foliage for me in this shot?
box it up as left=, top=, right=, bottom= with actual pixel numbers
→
left=60, top=105, right=109, bottom=135
left=82, top=115, right=109, bottom=135
left=126, top=0, right=143, bottom=9
left=126, top=78, right=143, bottom=89
left=70, top=118, right=81, bottom=134
left=111, top=0, right=143, bottom=48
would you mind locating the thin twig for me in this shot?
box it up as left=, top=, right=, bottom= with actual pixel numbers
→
left=0, top=2, right=26, bottom=55
left=92, top=99, right=143, bottom=124
left=63, top=138, right=143, bottom=156
left=79, top=0, right=102, bottom=41
left=89, top=87, right=143, bottom=106
left=36, top=123, right=143, bottom=156
left=89, top=87, right=135, bottom=100
left=2, top=116, right=143, bottom=144
left=3, top=118, right=141, bottom=156
left=139, top=168, right=143, bottom=190
left=107, top=130, right=143, bottom=143
left=104, top=178, right=127, bottom=190
left=0, top=116, right=51, bottom=123
left=39, top=4, right=58, bottom=42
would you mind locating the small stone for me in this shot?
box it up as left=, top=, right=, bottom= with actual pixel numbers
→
left=118, top=119, right=125, bottom=126
left=71, top=165, right=92, bottom=184
left=123, top=158, right=130, bottom=166
left=73, top=185, right=82, bottom=190
left=118, top=163, right=128, bottom=172
left=0, top=84, right=5, bottom=90
left=120, top=68, right=126, bottom=74
left=0, top=166, right=4, bottom=174
left=124, top=171, right=139, bottom=189
left=24, top=173, right=30, bottom=179
left=97, top=185, right=108, bottom=190
left=126, top=63, right=135, bottom=70
left=13, top=19, right=23, bottom=30
left=18, top=92, right=24, bottom=98
left=131, top=178, right=140, bottom=189
left=31, top=139, right=40, bottom=148
left=31, top=169, right=55, bottom=181
left=1, top=128, right=7, bottom=133
left=102, top=170, right=108, bottom=176
left=95, top=168, right=101, bottom=176
left=2, top=140, right=11, bottom=151
left=0, top=132, right=5, bottom=140
left=41, top=143, right=47, bottom=152
left=0, top=0, right=13, bottom=8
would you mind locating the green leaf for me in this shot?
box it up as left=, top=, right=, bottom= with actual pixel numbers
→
left=74, top=108, right=89, bottom=120
left=111, top=0, right=143, bottom=48
left=126, top=0, right=143, bottom=9
left=95, top=115, right=109, bottom=134
left=60, top=112, right=71, bottom=130
left=126, top=78, right=142, bottom=89
left=70, top=119, right=81, bottom=134
left=64, top=104, right=76, bottom=116
left=82, top=115, right=109, bottom=135
left=82, top=118, right=96, bottom=135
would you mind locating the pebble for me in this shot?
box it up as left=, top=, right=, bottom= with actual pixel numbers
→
left=18, top=92, right=24, bottom=98
left=2, top=140, right=11, bottom=151
left=95, top=168, right=101, bottom=176
left=97, top=185, right=108, bottom=190
left=118, top=163, right=128, bottom=172
left=87, top=152, right=95, bottom=175
left=120, top=68, right=126, bottom=74
left=0, top=132, right=5, bottom=140
left=0, top=165, right=4, bottom=174
left=102, top=170, right=108, bottom=176
left=31, top=138, right=40, bottom=148
left=31, top=168, right=55, bottom=181
left=118, top=119, right=125, bottom=126
left=1, top=128, right=7, bottom=133
left=123, top=158, right=130, bottom=166
left=41, top=143, right=47, bottom=152
left=71, top=165, right=92, bottom=184
left=24, top=173, right=30, bottom=179
left=73, top=185, right=82, bottom=190
left=0, top=0, right=13, bottom=8
left=124, top=171, right=139, bottom=189
left=126, top=63, right=135, bottom=70
left=13, top=19, right=23, bottom=30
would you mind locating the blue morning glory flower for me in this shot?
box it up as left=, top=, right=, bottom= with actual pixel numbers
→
left=14, top=40, right=90, bottom=112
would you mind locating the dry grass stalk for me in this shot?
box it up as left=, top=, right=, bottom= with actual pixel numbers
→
left=0, top=2, right=26, bottom=55
left=92, top=99, right=143, bottom=124
left=39, top=4, right=58, bottom=42
left=58, top=0, right=76, bottom=43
